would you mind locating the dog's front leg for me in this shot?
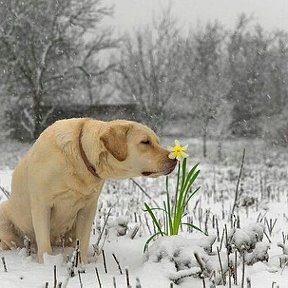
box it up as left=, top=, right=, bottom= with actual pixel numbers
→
left=31, top=204, right=52, bottom=263
left=75, top=198, right=98, bottom=264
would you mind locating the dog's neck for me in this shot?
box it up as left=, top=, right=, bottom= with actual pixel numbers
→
left=79, top=126, right=101, bottom=179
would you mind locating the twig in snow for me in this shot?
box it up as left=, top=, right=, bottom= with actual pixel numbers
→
left=234, top=250, right=238, bottom=285
left=130, top=178, right=159, bottom=208
left=194, top=253, right=206, bottom=288
left=135, top=277, right=142, bottom=288
left=113, top=276, right=117, bottom=288
left=144, top=214, right=152, bottom=235
left=282, top=232, right=287, bottom=245
left=215, top=217, right=220, bottom=242
left=129, top=225, right=140, bottom=239
left=265, top=217, right=278, bottom=236
left=67, top=240, right=84, bottom=277
left=225, top=227, right=232, bottom=288
left=216, top=247, right=225, bottom=286
left=219, top=228, right=225, bottom=251
left=75, top=239, right=80, bottom=268
left=263, top=231, right=272, bottom=243
left=0, top=186, right=10, bottom=199
left=231, top=148, right=246, bottom=219
left=209, top=270, right=215, bottom=281
left=204, top=209, right=210, bottom=235
left=280, top=258, right=288, bottom=273
left=53, top=265, right=57, bottom=288
left=112, top=253, right=123, bottom=275
left=1, top=257, right=7, bottom=272
left=78, top=271, right=83, bottom=288
left=241, top=252, right=245, bottom=288
left=95, top=267, right=102, bottom=288
left=102, top=249, right=107, bottom=273
left=93, top=207, right=112, bottom=255
left=24, top=236, right=31, bottom=257
left=125, top=268, right=130, bottom=288
left=246, top=277, right=251, bottom=288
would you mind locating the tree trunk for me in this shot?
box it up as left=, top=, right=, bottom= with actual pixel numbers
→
left=203, top=127, right=207, bottom=158
left=32, top=94, right=43, bottom=140
left=217, top=140, right=223, bottom=162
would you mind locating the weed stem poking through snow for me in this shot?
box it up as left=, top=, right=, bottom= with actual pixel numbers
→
left=112, top=253, right=123, bottom=274
left=130, top=178, right=160, bottom=208
left=231, top=148, right=246, bottom=221
left=53, top=265, right=57, bottom=288
left=1, top=257, right=7, bottom=272
left=102, top=249, right=107, bottom=273
left=95, top=267, right=102, bottom=288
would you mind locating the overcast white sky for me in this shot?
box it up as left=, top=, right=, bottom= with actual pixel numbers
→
left=106, top=0, right=288, bottom=34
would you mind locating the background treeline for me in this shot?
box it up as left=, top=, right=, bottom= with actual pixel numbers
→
left=0, top=1, right=287, bottom=154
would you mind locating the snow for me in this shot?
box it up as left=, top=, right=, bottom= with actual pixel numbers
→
left=0, top=144, right=288, bottom=287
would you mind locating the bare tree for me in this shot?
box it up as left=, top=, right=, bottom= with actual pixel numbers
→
left=184, top=22, right=228, bottom=157
left=226, top=14, right=288, bottom=137
left=0, top=0, right=118, bottom=140
left=210, top=99, right=233, bottom=161
left=114, top=8, right=185, bottom=132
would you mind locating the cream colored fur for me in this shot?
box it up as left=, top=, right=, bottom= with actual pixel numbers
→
left=0, top=118, right=176, bottom=263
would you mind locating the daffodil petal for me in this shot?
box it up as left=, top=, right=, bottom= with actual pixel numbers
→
left=167, top=140, right=189, bottom=161
left=175, top=139, right=180, bottom=146
left=168, top=152, right=177, bottom=159
left=183, top=144, right=188, bottom=151
left=167, top=146, right=173, bottom=151
left=182, top=152, right=189, bottom=158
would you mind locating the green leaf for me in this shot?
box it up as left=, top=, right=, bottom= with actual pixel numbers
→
left=144, top=203, right=164, bottom=236
left=143, top=207, right=166, bottom=213
left=180, top=158, right=187, bottom=191
left=143, top=159, right=202, bottom=252
left=183, top=164, right=200, bottom=192
left=143, top=232, right=163, bottom=252
left=183, top=187, right=201, bottom=210
left=182, top=170, right=200, bottom=204
left=165, top=177, right=174, bottom=235
left=173, top=161, right=181, bottom=217
left=182, top=222, right=207, bottom=235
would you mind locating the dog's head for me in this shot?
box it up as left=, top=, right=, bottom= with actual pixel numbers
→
left=99, top=120, right=177, bottom=179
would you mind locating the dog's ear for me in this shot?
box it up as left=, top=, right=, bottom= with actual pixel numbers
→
left=100, top=124, right=131, bottom=161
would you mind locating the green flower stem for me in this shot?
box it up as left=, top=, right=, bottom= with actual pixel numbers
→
left=144, top=157, right=203, bottom=251
left=173, top=161, right=181, bottom=219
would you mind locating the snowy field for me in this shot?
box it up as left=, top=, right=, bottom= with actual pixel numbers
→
left=0, top=139, right=288, bottom=288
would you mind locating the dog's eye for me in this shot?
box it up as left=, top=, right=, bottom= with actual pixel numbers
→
left=141, top=140, right=150, bottom=145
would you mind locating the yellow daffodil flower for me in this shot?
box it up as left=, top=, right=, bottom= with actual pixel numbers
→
left=167, top=140, right=189, bottom=161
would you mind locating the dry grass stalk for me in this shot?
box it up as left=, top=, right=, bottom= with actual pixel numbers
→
left=241, top=252, right=245, bottom=288
left=102, top=249, right=108, bottom=273
left=95, top=267, right=102, bottom=288
left=93, top=207, right=112, bottom=255
left=216, top=247, right=226, bottom=286
left=125, top=268, right=130, bottom=288
left=194, top=252, right=206, bottom=288
left=53, top=265, right=57, bottom=288
left=112, top=253, right=123, bottom=275
left=1, top=256, right=7, bottom=272
left=231, top=148, right=246, bottom=219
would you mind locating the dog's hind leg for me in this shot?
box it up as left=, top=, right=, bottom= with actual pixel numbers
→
left=0, top=202, right=23, bottom=250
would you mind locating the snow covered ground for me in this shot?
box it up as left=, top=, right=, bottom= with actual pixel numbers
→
left=0, top=139, right=288, bottom=287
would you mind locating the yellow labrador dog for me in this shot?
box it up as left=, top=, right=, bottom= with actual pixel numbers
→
left=0, top=118, right=176, bottom=263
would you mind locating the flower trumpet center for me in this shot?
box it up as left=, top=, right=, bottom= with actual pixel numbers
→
left=174, top=146, right=183, bottom=154
left=167, top=140, right=189, bottom=161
